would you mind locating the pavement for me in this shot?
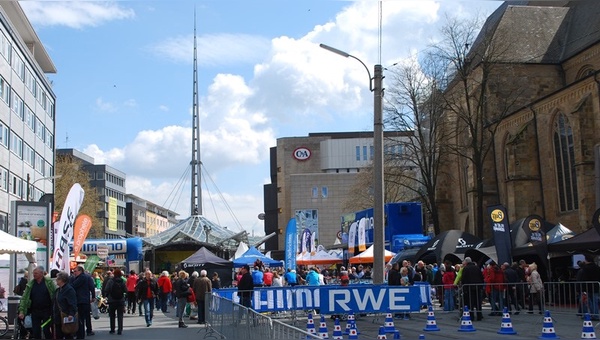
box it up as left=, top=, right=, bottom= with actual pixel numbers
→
left=2, top=305, right=594, bottom=339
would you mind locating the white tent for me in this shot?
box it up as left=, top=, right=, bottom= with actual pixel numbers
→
left=0, top=230, right=37, bottom=256
left=349, top=245, right=395, bottom=264
left=230, top=242, right=249, bottom=260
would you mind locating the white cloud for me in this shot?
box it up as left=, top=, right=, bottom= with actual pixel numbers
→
left=94, top=97, right=116, bottom=112
left=20, top=1, right=135, bottom=29
left=158, top=105, right=169, bottom=112
left=124, top=99, right=137, bottom=108
left=148, top=33, right=271, bottom=67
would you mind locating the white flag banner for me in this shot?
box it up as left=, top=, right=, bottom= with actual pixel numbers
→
left=358, top=218, right=367, bottom=252
left=51, top=183, right=85, bottom=272
left=348, top=221, right=358, bottom=253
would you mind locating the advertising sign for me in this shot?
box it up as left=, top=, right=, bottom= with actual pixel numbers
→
left=14, top=201, right=50, bottom=271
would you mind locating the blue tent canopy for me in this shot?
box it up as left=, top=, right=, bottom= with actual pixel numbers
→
left=232, top=246, right=283, bottom=268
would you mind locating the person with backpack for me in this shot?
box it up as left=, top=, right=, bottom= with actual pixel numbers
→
left=104, top=268, right=126, bottom=335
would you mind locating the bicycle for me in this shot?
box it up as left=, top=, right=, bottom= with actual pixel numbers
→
left=0, top=315, right=8, bottom=337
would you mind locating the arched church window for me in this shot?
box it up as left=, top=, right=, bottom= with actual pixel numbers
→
left=553, top=113, right=578, bottom=212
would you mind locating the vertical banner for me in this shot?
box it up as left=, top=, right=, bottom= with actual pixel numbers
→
left=284, top=218, right=297, bottom=271
left=358, top=217, right=367, bottom=252
left=51, top=183, right=85, bottom=272
left=72, top=214, right=92, bottom=259
left=348, top=221, right=357, bottom=255
left=488, top=204, right=512, bottom=265
left=108, top=197, right=117, bottom=231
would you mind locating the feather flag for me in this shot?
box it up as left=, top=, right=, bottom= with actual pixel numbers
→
left=51, top=184, right=85, bottom=272
left=72, top=214, right=92, bottom=259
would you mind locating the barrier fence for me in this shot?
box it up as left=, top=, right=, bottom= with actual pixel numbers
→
left=206, top=293, right=322, bottom=339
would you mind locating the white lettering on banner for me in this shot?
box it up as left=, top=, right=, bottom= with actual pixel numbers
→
left=295, top=288, right=319, bottom=308
left=329, top=290, right=351, bottom=311
left=492, top=223, right=505, bottom=232
left=354, top=289, right=386, bottom=311
left=389, top=288, right=410, bottom=310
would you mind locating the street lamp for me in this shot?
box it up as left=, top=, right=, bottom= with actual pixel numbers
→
left=319, top=43, right=385, bottom=284
left=27, top=174, right=62, bottom=201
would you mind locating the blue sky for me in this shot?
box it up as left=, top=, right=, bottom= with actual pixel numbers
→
left=19, top=0, right=502, bottom=236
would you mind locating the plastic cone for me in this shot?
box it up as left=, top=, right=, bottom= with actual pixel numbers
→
left=581, top=313, right=597, bottom=339
left=497, top=307, right=517, bottom=335
left=458, top=305, right=476, bottom=332
left=332, top=318, right=343, bottom=340
left=318, top=314, right=329, bottom=339
left=419, top=335, right=426, bottom=340
left=539, top=310, right=559, bottom=339
left=377, top=326, right=387, bottom=339
left=348, top=322, right=359, bottom=340
left=344, top=312, right=353, bottom=334
left=384, top=310, right=396, bottom=332
left=306, top=312, right=316, bottom=335
left=423, top=305, right=440, bottom=331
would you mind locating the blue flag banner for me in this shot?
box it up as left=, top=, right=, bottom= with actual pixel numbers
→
left=488, top=204, right=512, bottom=265
left=284, top=218, right=297, bottom=271
left=213, top=284, right=429, bottom=314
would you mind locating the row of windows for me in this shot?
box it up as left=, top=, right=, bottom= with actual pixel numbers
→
left=311, top=186, right=329, bottom=199
left=106, top=173, right=124, bottom=187
left=0, top=30, right=54, bottom=119
left=103, top=187, right=125, bottom=201
left=0, top=166, right=24, bottom=198
left=355, top=144, right=404, bottom=161
left=0, top=120, right=53, bottom=176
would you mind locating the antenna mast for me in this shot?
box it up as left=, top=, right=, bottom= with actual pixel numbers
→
left=190, top=11, right=202, bottom=216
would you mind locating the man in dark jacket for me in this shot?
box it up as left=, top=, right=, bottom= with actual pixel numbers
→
left=504, top=262, right=521, bottom=314
left=237, top=265, right=253, bottom=309
left=70, top=265, right=96, bottom=338
left=579, top=254, right=600, bottom=320
left=460, top=257, right=484, bottom=321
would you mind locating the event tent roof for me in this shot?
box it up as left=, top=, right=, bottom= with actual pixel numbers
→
left=180, top=246, right=230, bottom=267
left=0, top=230, right=37, bottom=255
left=232, top=246, right=283, bottom=268
left=414, top=230, right=481, bottom=265
left=548, top=227, right=600, bottom=253
left=297, top=249, right=342, bottom=265
left=349, top=245, right=395, bottom=264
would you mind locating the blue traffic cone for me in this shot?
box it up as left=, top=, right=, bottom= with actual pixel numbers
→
left=419, top=335, right=425, bottom=340
left=318, top=314, right=329, bottom=339
left=423, top=305, right=440, bottom=331
left=344, top=312, right=353, bottom=334
left=348, top=322, right=359, bottom=340
left=384, top=310, right=396, bottom=332
left=539, top=310, right=559, bottom=339
left=377, top=326, right=387, bottom=339
left=305, top=312, right=316, bottom=335
left=581, top=313, right=596, bottom=339
left=332, top=318, right=343, bottom=340
left=497, top=307, right=517, bottom=335
left=458, top=305, right=476, bottom=332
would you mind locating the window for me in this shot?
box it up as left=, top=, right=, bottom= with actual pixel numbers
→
left=24, top=143, right=34, bottom=166
left=363, top=146, right=367, bottom=161
left=45, top=129, right=53, bottom=149
left=25, top=106, right=34, bottom=131
left=48, top=101, right=54, bottom=119
left=355, top=146, right=360, bottom=161
left=0, top=32, right=10, bottom=63
left=36, top=118, right=44, bottom=140
left=36, top=152, right=44, bottom=175
left=12, top=54, right=24, bottom=80
left=11, top=91, right=23, bottom=120
left=0, top=77, right=8, bottom=104
left=46, top=162, right=53, bottom=177
left=312, top=187, right=318, bottom=198
left=96, top=172, right=104, bottom=180
left=321, top=186, right=328, bottom=198
left=0, top=121, right=7, bottom=148
left=0, top=167, right=7, bottom=191
left=9, top=131, right=22, bottom=158
left=553, top=113, right=579, bottom=212
left=9, top=173, right=22, bottom=197
left=25, top=69, right=36, bottom=96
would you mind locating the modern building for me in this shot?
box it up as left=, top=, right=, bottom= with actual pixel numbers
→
left=263, top=131, right=412, bottom=259
left=57, top=148, right=128, bottom=239
left=0, top=2, right=56, bottom=232
left=437, top=1, right=600, bottom=237
left=125, top=193, right=178, bottom=238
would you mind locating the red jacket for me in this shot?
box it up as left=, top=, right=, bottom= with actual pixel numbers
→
left=157, top=275, right=172, bottom=293
left=442, top=271, right=456, bottom=289
left=485, top=265, right=506, bottom=293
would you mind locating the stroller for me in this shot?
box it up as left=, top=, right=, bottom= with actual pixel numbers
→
left=97, top=295, right=109, bottom=314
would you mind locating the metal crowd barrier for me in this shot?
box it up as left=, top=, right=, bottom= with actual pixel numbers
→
left=445, top=281, right=600, bottom=317
left=205, top=293, right=322, bottom=339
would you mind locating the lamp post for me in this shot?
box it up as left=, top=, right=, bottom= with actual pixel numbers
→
left=320, top=43, right=385, bottom=284
left=27, top=174, right=62, bottom=201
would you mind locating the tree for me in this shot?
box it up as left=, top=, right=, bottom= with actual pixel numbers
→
left=54, top=154, right=104, bottom=238
left=431, top=15, right=525, bottom=238
left=384, top=54, right=449, bottom=235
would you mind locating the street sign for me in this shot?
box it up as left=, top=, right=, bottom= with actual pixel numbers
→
left=97, top=244, right=109, bottom=258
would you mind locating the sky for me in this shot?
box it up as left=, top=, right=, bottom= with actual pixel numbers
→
left=18, top=0, right=502, bottom=237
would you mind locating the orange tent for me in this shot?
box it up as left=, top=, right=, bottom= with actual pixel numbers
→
left=349, top=245, right=395, bottom=264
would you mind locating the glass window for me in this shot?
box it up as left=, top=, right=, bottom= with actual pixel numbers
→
left=9, top=131, right=22, bottom=158
left=363, top=146, right=367, bottom=161
left=12, top=54, right=24, bottom=80
left=24, top=143, right=34, bottom=166
left=553, top=113, right=579, bottom=212
left=36, top=152, right=44, bottom=175
left=0, top=167, right=7, bottom=191
left=25, top=69, right=36, bottom=96
left=25, top=106, right=34, bottom=131
left=355, top=146, right=360, bottom=161
left=36, top=118, right=44, bottom=140
left=312, top=187, right=318, bottom=198
left=11, top=91, right=23, bottom=120
left=0, top=32, right=10, bottom=63
left=45, top=129, right=53, bottom=149
left=0, top=77, right=8, bottom=104
left=321, top=186, right=328, bottom=198
left=97, top=172, right=104, bottom=180
left=0, top=121, right=7, bottom=148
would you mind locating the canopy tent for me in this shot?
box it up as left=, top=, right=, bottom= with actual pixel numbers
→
left=464, top=246, right=498, bottom=265
left=547, top=223, right=575, bottom=244
left=413, top=230, right=481, bottom=265
left=349, top=244, right=395, bottom=264
left=388, top=248, right=420, bottom=265
left=230, top=242, right=249, bottom=260
left=180, top=246, right=233, bottom=287
left=297, top=249, right=342, bottom=265
left=232, top=246, right=283, bottom=268
left=548, top=227, right=600, bottom=253
left=0, top=230, right=37, bottom=255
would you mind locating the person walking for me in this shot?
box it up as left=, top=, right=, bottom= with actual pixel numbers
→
left=70, top=265, right=96, bottom=338
left=460, top=257, right=484, bottom=321
left=125, top=270, right=138, bottom=314
left=54, top=271, right=78, bottom=339
left=193, top=270, right=212, bottom=324
left=174, top=271, right=191, bottom=328
left=237, top=265, right=253, bottom=309
left=136, top=270, right=159, bottom=327
left=18, top=265, right=55, bottom=339
left=157, top=271, right=172, bottom=312
left=104, top=268, right=126, bottom=335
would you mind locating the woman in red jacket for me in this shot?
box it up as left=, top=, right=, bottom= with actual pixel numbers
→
left=157, top=271, right=172, bottom=313
left=126, top=270, right=138, bottom=314
left=442, top=264, right=456, bottom=312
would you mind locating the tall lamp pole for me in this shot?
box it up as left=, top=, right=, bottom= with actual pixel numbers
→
left=320, top=44, right=385, bottom=284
